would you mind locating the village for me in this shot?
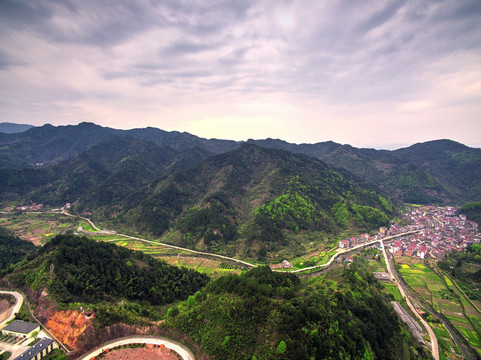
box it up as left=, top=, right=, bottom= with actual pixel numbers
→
left=339, top=206, right=480, bottom=260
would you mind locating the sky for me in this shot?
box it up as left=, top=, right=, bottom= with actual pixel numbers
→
left=1, top=0, right=480, bottom=149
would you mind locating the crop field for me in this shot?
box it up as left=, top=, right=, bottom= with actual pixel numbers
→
left=77, top=220, right=98, bottom=232
left=0, top=212, right=76, bottom=245
left=430, top=322, right=463, bottom=360
left=397, top=257, right=481, bottom=354
left=105, top=239, right=243, bottom=276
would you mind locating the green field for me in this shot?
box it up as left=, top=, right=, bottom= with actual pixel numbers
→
left=397, top=257, right=481, bottom=355
left=0, top=212, right=76, bottom=244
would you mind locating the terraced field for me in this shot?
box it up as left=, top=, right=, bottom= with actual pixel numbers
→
left=397, top=257, right=481, bottom=357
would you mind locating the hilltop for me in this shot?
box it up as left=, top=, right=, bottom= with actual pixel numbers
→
left=1, top=123, right=479, bottom=205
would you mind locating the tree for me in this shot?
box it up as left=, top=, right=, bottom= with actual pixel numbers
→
left=277, top=340, right=287, bottom=355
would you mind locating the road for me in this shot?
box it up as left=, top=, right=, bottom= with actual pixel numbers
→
left=0, top=291, right=23, bottom=327
left=64, top=211, right=256, bottom=269
left=391, top=259, right=481, bottom=360
left=284, top=231, right=420, bottom=273
left=65, top=211, right=421, bottom=274
left=77, top=335, right=195, bottom=360
left=380, top=241, right=439, bottom=360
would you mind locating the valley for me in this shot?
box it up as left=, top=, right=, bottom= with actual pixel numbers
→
left=1, top=123, right=481, bottom=360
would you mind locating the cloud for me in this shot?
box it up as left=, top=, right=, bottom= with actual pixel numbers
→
left=0, top=0, right=480, bottom=147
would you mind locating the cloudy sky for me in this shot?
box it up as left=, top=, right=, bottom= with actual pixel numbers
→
left=1, top=0, right=480, bottom=148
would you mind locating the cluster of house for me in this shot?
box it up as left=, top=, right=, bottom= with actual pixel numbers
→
left=4, top=203, right=44, bottom=212
left=388, top=207, right=479, bottom=260
left=337, top=206, right=480, bottom=260
left=4, top=202, right=72, bottom=213
left=338, top=232, right=374, bottom=249
left=1, top=320, right=59, bottom=360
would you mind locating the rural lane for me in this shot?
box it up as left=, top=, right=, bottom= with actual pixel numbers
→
left=77, top=335, right=195, bottom=360
left=0, top=290, right=23, bottom=327
left=380, top=241, right=439, bottom=360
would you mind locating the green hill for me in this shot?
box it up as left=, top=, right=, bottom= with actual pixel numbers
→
left=248, top=139, right=454, bottom=204
left=166, top=264, right=428, bottom=360
left=393, top=140, right=481, bottom=203
left=0, top=227, right=36, bottom=277
left=8, top=235, right=209, bottom=306
left=118, top=143, right=392, bottom=260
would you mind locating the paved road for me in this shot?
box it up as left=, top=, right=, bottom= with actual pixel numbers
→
left=380, top=242, right=439, bottom=360
left=64, top=211, right=256, bottom=269
left=77, top=335, right=195, bottom=360
left=0, top=291, right=23, bottom=328
left=282, top=231, right=420, bottom=273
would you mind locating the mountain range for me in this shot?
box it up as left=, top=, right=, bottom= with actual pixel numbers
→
left=1, top=122, right=480, bottom=258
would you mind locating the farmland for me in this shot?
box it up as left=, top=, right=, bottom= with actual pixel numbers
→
left=397, top=257, right=481, bottom=357
left=0, top=211, right=75, bottom=245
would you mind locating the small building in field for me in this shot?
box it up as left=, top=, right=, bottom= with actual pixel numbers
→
left=1, top=320, right=40, bottom=338
left=373, top=272, right=392, bottom=282
left=14, top=338, right=59, bottom=360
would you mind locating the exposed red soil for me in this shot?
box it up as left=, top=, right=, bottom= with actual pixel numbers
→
left=99, top=344, right=180, bottom=360
left=45, top=309, right=94, bottom=350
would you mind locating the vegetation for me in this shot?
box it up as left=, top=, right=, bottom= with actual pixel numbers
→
left=439, top=245, right=481, bottom=301
left=10, top=235, right=209, bottom=305
left=0, top=352, right=12, bottom=360
left=459, top=201, right=481, bottom=226
left=0, top=226, right=35, bottom=277
left=43, top=349, right=68, bottom=360
left=119, top=144, right=392, bottom=259
left=165, top=265, right=427, bottom=360
left=399, top=257, right=481, bottom=356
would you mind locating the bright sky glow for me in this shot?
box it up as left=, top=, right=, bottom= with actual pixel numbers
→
left=1, top=0, right=480, bottom=149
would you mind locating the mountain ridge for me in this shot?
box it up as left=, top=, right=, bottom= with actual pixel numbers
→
left=1, top=122, right=479, bottom=206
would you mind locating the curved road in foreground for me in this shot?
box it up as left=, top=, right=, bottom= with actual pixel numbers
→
left=77, top=335, right=195, bottom=360
left=380, top=241, right=439, bottom=360
left=0, top=291, right=23, bottom=327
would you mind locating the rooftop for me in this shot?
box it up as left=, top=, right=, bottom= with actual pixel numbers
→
left=14, top=338, right=56, bottom=360
left=2, top=320, right=40, bottom=335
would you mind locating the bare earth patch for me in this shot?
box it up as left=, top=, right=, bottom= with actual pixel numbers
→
left=0, top=299, right=9, bottom=314
left=100, top=344, right=180, bottom=360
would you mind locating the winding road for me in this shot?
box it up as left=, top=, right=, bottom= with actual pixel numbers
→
left=0, top=290, right=23, bottom=327
left=77, top=335, right=195, bottom=360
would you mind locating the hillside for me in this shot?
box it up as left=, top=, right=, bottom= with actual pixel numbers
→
left=248, top=139, right=455, bottom=204
left=117, top=143, right=392, bottom=260
left=459, top=201, right=481, bottom=226
left=1, top=122, right=479, bottom=205
left=7, top=235, right=209, bottom=307
left=165, top=264, right=428, bottom=360
left=0, top=227, right=36, bottom=277
left=0, top=122, right=34, bottom=134
left=393, top=140, right=481, bottom=203
left=0, top=122, right=237, bottom=168
left=0, top=234, right=428, bottom=359
left=0, top=136, right=213, bottom=206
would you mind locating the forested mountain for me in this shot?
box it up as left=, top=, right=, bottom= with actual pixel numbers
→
left=0, top=227, right=36, bottom=277
left=392, top=140, right=481, bottom=203
left=116, top=143, right=392, bottom=259
left=247, top=139, right=456, bottom=204
left=7, top=235, right=209, bottom=306
left=166, top=264, right=428, bottom=360
left=0, top=136, right=213, bottom=205
left=0, top=122, right=34, bottom=134
left=1, top=122, right=479, bottom=205
left=0, top=122, right=237, bottom=168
